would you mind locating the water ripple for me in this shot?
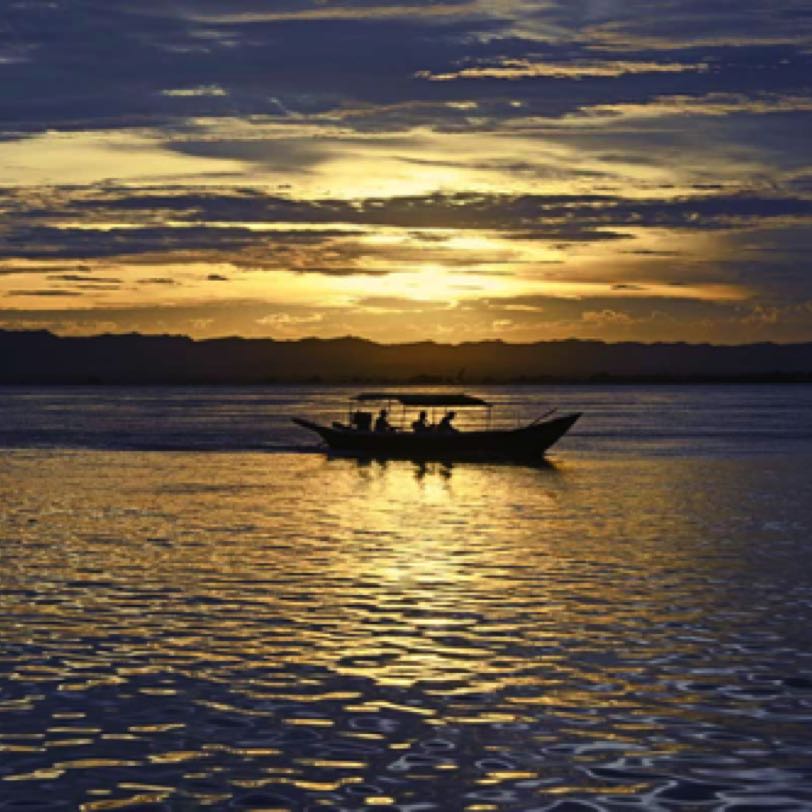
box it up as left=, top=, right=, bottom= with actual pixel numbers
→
left=2, top=414, right=812, bottom=808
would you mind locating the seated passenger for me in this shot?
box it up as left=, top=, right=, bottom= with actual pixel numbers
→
left=411, top=410, right=430, bottom=432
left=374, top=408, right=394, bottom=432
left=351, top=410, right=372, bottom=431
left=437, top=410, right=458, bottom=432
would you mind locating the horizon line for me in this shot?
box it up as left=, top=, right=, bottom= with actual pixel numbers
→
left=2, top=327, right=810, bottom=349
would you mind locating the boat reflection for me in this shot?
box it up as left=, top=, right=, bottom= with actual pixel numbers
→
left=412, top=460, right=453, bottom=481
left=294, top=455, right=573, bottom=689
left=329, top=452, right=562, bottom=479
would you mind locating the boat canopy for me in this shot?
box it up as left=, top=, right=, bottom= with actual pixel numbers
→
left=354, top=392, right=491, bottom=407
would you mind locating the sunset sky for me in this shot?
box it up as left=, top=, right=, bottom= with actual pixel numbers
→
left=1, top=0, right=811, bottom=343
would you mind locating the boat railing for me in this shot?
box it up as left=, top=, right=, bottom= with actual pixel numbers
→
left=529, top=408, right=557, bottom=426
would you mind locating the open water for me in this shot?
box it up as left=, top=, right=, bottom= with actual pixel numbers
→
left=1, top=385, right=812, bottom=810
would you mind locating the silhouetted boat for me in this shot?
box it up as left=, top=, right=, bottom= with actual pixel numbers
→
left=293, top=392, right=581, bottom=461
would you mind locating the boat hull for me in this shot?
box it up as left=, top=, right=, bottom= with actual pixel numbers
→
left=292, top=413, right=581, bottom=461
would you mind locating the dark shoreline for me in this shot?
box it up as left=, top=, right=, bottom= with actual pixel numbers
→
left=2, top=329, right=811, bottom=386
left=2, top=374, right=812, bottom=386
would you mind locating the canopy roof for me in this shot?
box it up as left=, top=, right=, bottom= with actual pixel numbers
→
left=355, top=392, right=491, bottom=407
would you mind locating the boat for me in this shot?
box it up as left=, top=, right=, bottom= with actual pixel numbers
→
left=292, top=392, right=581, bottom=462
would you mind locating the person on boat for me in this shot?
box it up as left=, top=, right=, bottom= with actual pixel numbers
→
left=374, top=408, right=394, bottom=432
left=437, top=410, right=458, bottom=432
left=411, top=410, right=430, bottom=432
left=350, top=410, right=372, bottom=431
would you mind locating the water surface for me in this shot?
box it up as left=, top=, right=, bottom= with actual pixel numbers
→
left=1, top=386, right=811, bottom=810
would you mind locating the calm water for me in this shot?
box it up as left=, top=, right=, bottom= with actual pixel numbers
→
left=1, top=385, right=812, bottom=811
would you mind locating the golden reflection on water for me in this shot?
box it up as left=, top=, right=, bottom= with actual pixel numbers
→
left=2, top=449, right=812, bottom=808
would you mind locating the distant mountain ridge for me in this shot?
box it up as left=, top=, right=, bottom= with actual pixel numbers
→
left=1, top=329, right=811, bottom=384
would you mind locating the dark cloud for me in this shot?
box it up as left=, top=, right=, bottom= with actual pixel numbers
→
left=0, top=263, right=93, bottom=276
left=1, top=0, right=811, bottom=341
left=565, top=0, right=812, bottom=50
left=139, top=277, right=178, bottom=285
left=47, top=274, right=121, bottom=282
left=2, top=0, right=811, bottom=137
left=3, top=187, right=811, bottom=257
left=3, top=185, right=811, bottom=308
left=6, top=289, right=85, bottom=297
left=167, top=138, right=331, bottom=173
left=0, top=3, right=500, bottom=133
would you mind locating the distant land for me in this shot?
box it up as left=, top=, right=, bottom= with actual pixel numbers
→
left=1, top=329, right=811, bottom=384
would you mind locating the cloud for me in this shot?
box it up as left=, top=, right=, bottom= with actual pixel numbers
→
left=162, top=85, right=228, bottom=97
left=255, top=312, right=324, bottom=327
left=155, top=0, right=482, bottom=24
left=417, top=58, right=708, bottom=81
left=3, top=0, right=810, bottom=139
left=5, top=290, right=811, bottom=343
left=574, top=0, right=812, bottom=50
left=1, top=187, right=811, bottom=286
left=1, top=0, right=811, bottom=341
left=355, top=296, right=453, bottom=311
left=6, top=289, right=85, bottom=297
left=581, top=308, right=636, bottom=326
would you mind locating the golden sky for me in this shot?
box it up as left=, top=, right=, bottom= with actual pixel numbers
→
left=1, top=1, right=811, bottom=342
